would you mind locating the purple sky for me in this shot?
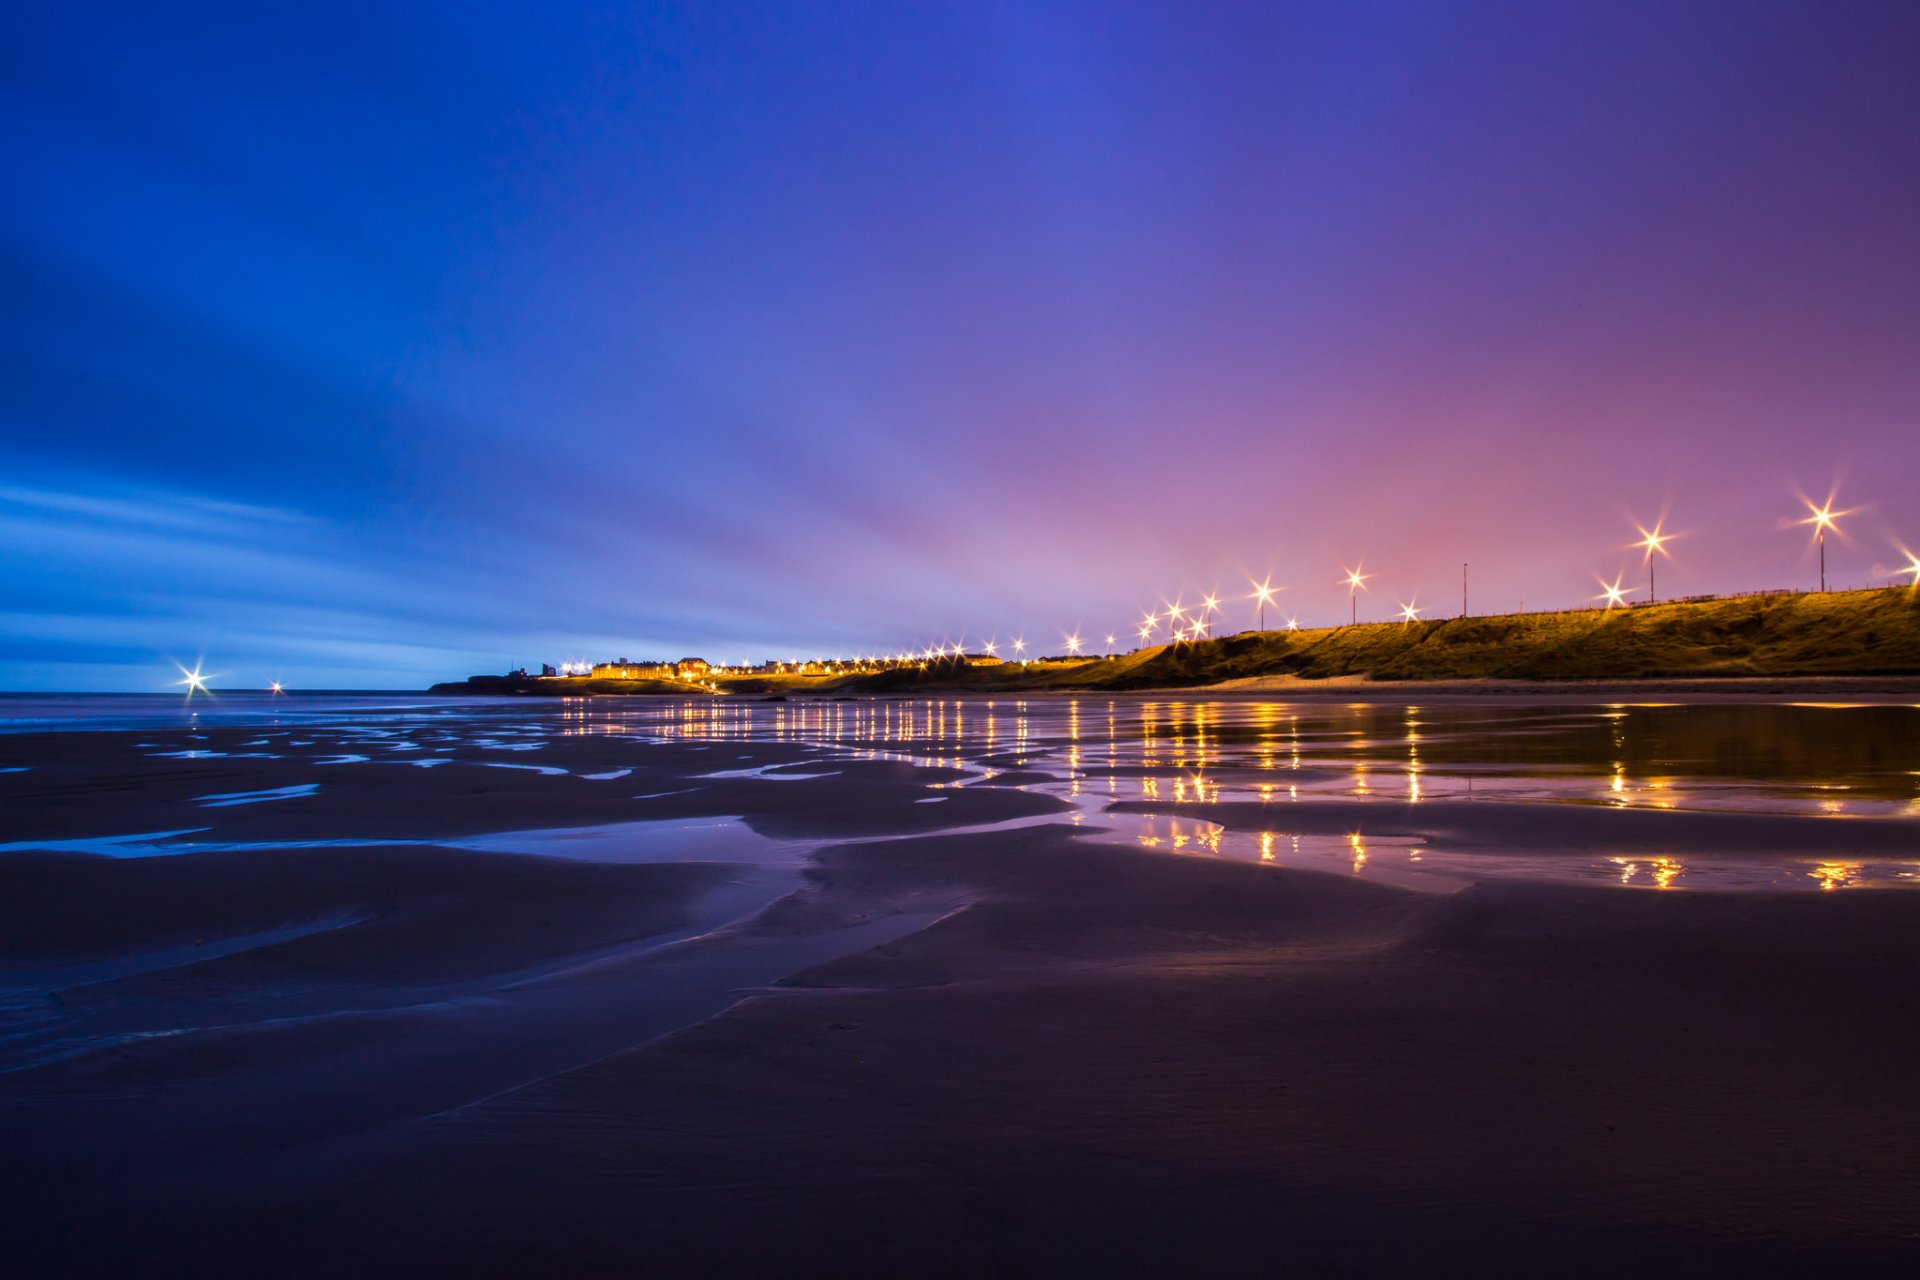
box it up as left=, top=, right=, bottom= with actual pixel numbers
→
left=3, top=1, right=1918, bottom=689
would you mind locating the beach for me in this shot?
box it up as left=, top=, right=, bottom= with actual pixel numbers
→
left=2, top=694, right=1918, bottom=1274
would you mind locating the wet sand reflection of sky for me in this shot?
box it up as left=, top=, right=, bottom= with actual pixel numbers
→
left=529, top=696, right=1920, bottom=892
left=52, top=695, right=1920, bottom=892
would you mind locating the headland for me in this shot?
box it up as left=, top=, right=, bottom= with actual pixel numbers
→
left=434, top=586, right=1920, bottom=698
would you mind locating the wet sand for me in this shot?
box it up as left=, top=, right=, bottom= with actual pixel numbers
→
left=3, top=709, right=1918, bottom=1274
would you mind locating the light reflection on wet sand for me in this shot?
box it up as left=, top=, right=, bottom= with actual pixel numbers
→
left=534, top=695, right=1920, bottom=891
left=14, top=694, right=1920, bottom=890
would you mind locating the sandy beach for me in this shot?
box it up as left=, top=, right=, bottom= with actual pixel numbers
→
left=2, top=697, right=1918, bottom=1275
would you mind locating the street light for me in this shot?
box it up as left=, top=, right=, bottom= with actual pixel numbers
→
left=1398, top=599, right=1423, bottom=624
left=1104, top=633, right=1116, bottom=655
left=1797, top=498, right=1845, bottom=592
left=1249, top=577, right=1279, bottom=631
left=1633, top=522, right=1672, bottom=602
left=1596, top=575, right=1630, bottom=610
left=1902, top=551, right=1920, bottom=587
left=1066, top=634, right=1083, bottom=656
left=1342, top=565, right=1372, bottom=625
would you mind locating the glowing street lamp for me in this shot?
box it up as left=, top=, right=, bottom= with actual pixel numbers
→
left=1104, top=634, right=1116, bottom=656
left=1065, top=633, right=1083, bottom=656
left=1398, top=599, right=1423, bottom=624
left=1249, top=577, right=1279, bottom=631
left=1013, top=637, right=1026, bottom=658
left=176, top=664, right=209, bottom=696
left=1901, top=550, right=1920, bottom=587
left=1797, top=498, right=1845, bottom=592
left=984, top=640, right=998, bottom=657
left=1342, top=565, right=1372, bottom=625
left=1165, top=599, right=1187, bottom=644
left=269, top=680, right=284, bottom=694
left=1285, top=616, right=1300, bottom=632
left=1138, top=623, right=1153, bottom=644
left=1596, top=576, right=1630, bottom=610
left=1633, top=522, right=1672, bottom=602
left=1200, top=592, right=1221, bottom=620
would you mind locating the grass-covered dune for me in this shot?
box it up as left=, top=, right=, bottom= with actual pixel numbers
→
left=842, top=588, right=1920, bottom=692
left=433, top=588, right=1920, bottom=696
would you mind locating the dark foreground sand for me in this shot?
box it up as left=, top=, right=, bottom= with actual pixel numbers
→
left=2, top=720, right=1918, bottom=1275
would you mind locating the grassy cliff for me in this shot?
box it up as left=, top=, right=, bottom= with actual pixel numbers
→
left=435, top=588, right=1920, bottom=697
left=825, top=588, right=1920, bottom=692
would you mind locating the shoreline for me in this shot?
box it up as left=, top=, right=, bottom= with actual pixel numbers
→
left=424, top=672, right=1920, bottom=704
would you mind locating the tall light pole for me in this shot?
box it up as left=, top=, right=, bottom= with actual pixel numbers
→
left=1462, top=563, right=1468, bottom=618
left=1343, top=565, right=1372, bottom=625
left=1249, top=577, right=1278, bottom=631
left=1799, top=500, right=1843, bottom=592
left=1634, top=522, right=1672, bottom=603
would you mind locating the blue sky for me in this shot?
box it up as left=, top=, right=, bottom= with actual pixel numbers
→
left=4, top=1, right=1918, bottom=689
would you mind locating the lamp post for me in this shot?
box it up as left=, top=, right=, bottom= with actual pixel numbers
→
left=1343, top=566, right=1372, bottom=625
left=1634, top=523, right=1672, bottom=602
left=1249, top=578, right=1278, bottom=631
left=1596, top=576, right=1629, bottom=610
left=1799, top=500, right=1843, bottom=592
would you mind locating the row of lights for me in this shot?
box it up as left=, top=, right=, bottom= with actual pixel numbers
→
left=1013, top=494, right=1920, bottom=661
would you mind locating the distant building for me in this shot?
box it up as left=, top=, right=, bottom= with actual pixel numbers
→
left=675, top=657, right=711, bottom=676
left=593, top=660, right=671, bottom=679
left=541, top=664, right=558, bottom=677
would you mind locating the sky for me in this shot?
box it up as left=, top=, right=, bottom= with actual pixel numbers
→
left=3, top=0, right=1918, bottom=690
